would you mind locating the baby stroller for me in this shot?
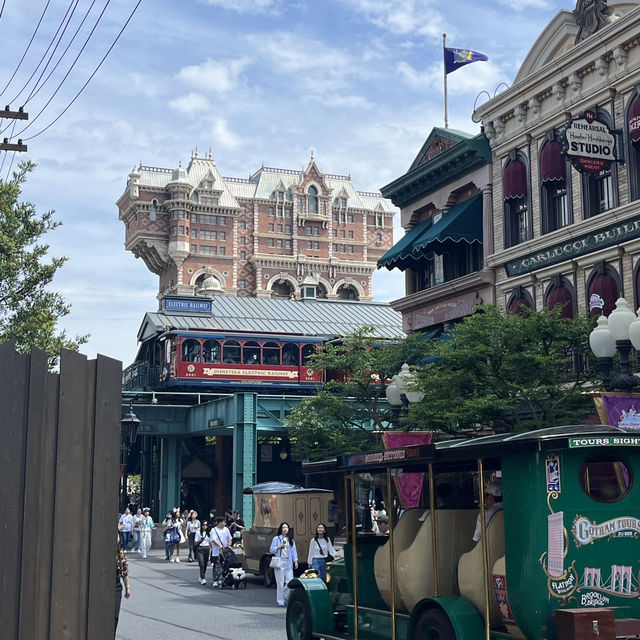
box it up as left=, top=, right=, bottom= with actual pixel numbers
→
left=219, top=546, right=247, bottom=589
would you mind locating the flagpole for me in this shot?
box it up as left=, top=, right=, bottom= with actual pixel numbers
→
left=443, top=33, right=448, bottom=129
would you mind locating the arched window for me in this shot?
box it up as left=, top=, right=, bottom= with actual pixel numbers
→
left=223, top=340, right=241, bottom=364
left=587, top=262, right=620, bottom=317
left=282, top=343, right=299, bottom=366
left=149, top=199, right=158, bottom=221
left=301, top=344, right=316, bottom=365
left=243, top=341, right=261, bottom=364
left=582, top=108, right=618, bottom=218
left=272, top=280, right=293, bottom=298
left=263, top=342, right=281, bottom=366
left=545, top=276, right=575, bottom=318
left=507, top=286, right=534, bottom=316
left=540, top=138, right=571, bottom=233
left=203, top=339, right=221, bottom=363
left=627, top=90, right=640, bottom=201
left=503, top=153, right=531, bottom=248
left=337, top=284, right=359, bottom=300
left=181, top=339, right=201, bottom=363
left=308, top=186, right=319, bottom=214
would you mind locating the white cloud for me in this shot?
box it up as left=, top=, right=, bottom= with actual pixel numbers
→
left=178, top=58, right=250, bottom=93
left=198, top=0, right=280, bottom=12
left=322, top=94, right=372, bottom=109
left=169, top=92, right=212, bottom=115
left=397, top=59, right=507, bottom=96
left=211, top=118, right=242, bottom=150
left=498, top=0, right=552, bottom=9
left=341, top=0, right=446, bottom=38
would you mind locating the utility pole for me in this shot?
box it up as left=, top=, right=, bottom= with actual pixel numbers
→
left=0, top=105, right=28, bottom=152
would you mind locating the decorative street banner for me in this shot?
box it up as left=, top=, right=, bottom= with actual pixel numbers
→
left=595, top=393, right=640, bottom=431
left=562, top=109, right=620, bottom=174
left=383, top=432, right=432, bottom=509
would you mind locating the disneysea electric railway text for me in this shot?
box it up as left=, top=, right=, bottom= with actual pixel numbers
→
left=286, top=425, right=640, bottom=640
left=122, top=329, right=325, bottom=393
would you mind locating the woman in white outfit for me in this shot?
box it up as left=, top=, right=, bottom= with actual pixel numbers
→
left=269, top=522, right=298, bottom=607
left=140, top=508, right=154, bottom=559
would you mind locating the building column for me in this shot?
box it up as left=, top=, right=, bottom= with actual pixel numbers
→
left=233, top=393, right=257, bottom=527
left=481, top=184, right=494, bottom=263
left=159, top=438, right=181, bottom=518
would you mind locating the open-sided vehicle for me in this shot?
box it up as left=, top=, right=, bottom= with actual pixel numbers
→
left=242, top=482, right=335, bottom=586
left=286, top=425, right=640, bottom=640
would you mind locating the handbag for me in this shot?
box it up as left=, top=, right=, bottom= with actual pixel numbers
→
left=169, top=528, right=181, bottom=545
left=269, top=555, right=281, bottom=569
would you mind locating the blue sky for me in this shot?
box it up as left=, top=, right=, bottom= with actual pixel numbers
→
left=0, top=0, right=568, bottom=366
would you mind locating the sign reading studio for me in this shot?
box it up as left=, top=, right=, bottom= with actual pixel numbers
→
left=562, top=109, right=621, bottom=174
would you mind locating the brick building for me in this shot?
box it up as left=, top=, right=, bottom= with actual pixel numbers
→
left=117, top=153, right=394, bottom=301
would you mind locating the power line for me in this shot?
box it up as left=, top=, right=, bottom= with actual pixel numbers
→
left=6, top=0, right=113, bottom=137
left=0, top=0, right=7, bottom=23
left=7, top=0, right=80, bottom=107
left=19, top=0, right=143, bottom=142
left=0, top=0, right=52, bottom=99
left=24, top=0, right=98, bottom=106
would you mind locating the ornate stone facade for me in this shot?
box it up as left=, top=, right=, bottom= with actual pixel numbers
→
left=475, top=0, right=640, bottom=319
left=117, top=153, right=394, bottom=301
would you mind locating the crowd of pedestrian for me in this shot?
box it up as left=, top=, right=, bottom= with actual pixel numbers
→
left=115, top=505, right=340, bottom=628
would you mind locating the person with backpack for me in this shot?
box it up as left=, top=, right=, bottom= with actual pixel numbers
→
left=193, top=520, right=212, bottom=585
left=162, top=510, right=182, bottom=561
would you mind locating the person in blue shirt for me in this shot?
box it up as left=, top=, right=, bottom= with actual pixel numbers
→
left=269, top=522, right=298, bottom=607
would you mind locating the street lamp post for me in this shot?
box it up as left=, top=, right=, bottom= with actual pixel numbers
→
left=589, top=297, right=640, bottom=391
left=385, top=363, right=424, bottom=427
left=121, top=404, right=140, bottom=511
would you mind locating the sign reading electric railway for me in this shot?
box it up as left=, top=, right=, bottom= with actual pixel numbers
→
left=562, top=109, right=620, bottom=174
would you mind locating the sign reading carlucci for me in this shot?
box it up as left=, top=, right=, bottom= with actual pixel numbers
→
left=562, top=110, right=620, bottom=174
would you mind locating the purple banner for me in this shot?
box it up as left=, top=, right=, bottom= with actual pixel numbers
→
left=383, top=432, right=432, bottom=509
left=601, top=393, right=640, bottom=430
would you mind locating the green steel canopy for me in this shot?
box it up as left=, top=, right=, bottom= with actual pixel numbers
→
left=378, top=194, right=482, bottom=271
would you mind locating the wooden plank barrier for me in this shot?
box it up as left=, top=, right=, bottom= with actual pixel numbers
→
left=0, top=343, right=122, bottom=640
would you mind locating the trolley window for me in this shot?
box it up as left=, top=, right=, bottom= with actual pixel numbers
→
left=223, top=340, right=241, bottom=364
left=203, top=339, right=221, bottom=363
left=579, top=457, right=633, bottom=503
left=182, top=338, right=201, bottom=363
left=301, top=343, right=316, bottom=365
left=282, top=343, right=299, bottom=366
left=263, top=342, right=281, bottom=366
left=243, top=341, right=261, bottom=365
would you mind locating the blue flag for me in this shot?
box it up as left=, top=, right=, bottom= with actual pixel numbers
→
left=444, top=47, right=488, bottom=74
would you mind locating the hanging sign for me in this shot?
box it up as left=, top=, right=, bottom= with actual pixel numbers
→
left=562, top=110, right=621, bottom=174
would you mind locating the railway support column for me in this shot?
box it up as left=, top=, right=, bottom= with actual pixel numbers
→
left=233, top=393, right=257, bottom=527
left=159, top=438, right=181, bottom=518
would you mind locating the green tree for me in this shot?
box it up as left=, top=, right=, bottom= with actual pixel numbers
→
left=286, top=328, right=420, bottom=461
left=0, top=162, right=87, bottom=368
left=410, top=305, right=595, bottom=434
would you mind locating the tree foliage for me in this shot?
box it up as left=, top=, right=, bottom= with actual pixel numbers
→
left=0, top=162, right=87, bottom=368
left=410, top=305, right=595, bottom=434
left=286, top=328, right=421, bottom=461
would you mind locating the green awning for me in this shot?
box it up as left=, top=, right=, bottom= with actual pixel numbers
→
left=378, top=194, right=482, bottom=271
left=377, top=216, right=434, bottom=270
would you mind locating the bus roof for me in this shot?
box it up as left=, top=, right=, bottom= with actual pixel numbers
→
left=303, top=425, right=634, bottom=475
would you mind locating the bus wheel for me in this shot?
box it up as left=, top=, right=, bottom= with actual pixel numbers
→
left=286, top=589, right=312, bottom=640
left=414, top=609, right=456, bottom=640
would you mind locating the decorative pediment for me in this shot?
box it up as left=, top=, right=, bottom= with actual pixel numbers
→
left=408, top=128, right=474, bottom=172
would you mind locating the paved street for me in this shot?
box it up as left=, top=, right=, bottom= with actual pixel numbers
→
left=117, top=548, right=287, bottom=640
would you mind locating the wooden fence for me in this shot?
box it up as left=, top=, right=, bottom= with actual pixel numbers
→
left=0, top=343, right=122, bottom=640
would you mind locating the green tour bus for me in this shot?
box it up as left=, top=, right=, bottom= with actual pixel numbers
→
left=285, top=425, right=640, bottom=640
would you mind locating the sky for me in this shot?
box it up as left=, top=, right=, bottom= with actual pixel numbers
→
left=0, top=0, right=570, bottom=367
